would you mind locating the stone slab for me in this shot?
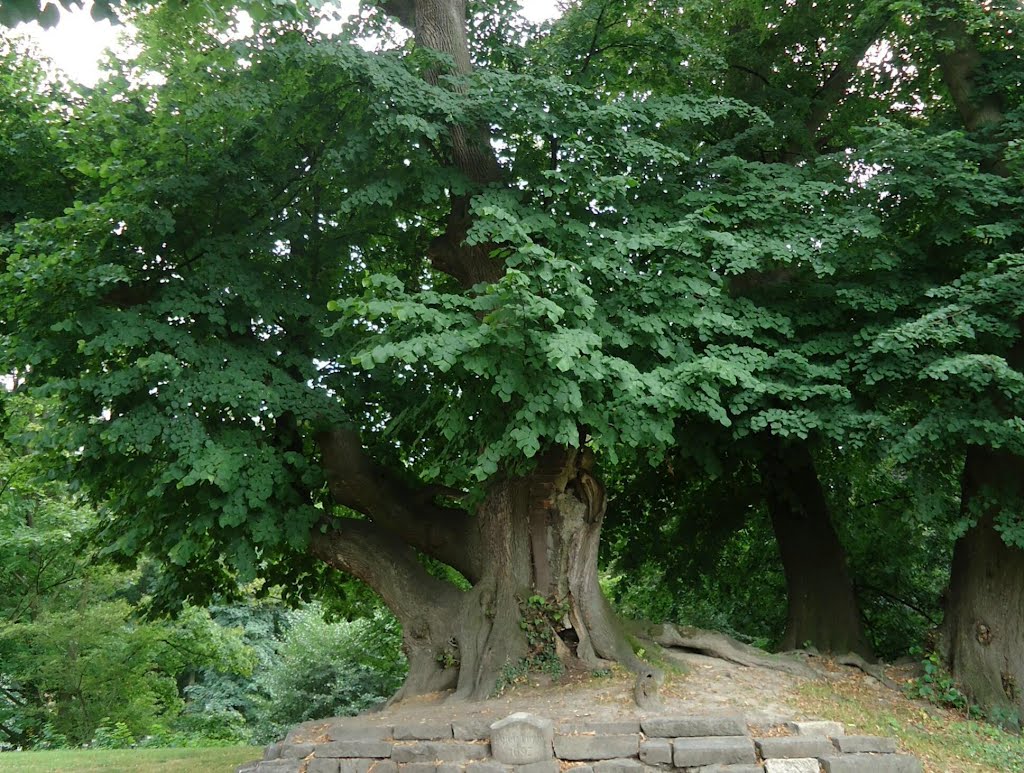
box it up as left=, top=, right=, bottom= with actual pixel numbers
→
left=454, top=718, right=495, bottom=741
left=316, top=741, right=394, bottom=759
left=756, top=736, right=835, bottom=758
left=672, top=736, right=756, bottom=767
left=263, top=743, right=282, bottom=761
left=833, top=735, right=898, bottom=754
left=307, top=761, right=341, bottom=773
left=393, top=722, right=454, bottom=741
left=643, top=716, right=747, bottom=737
left=464, top=764, right=508, bottom=773
left=784, top=720, right=844, bottom=737
left=250, top=762, right=303, bottom=773
left=392, top=742, right=490, bottom=764
left=592, top=758, right=644, bottom=773
left=557, top=720, right=642, bottom=735
left=678, top=766, right=762, bottom=773
left=639, top=738, right=672, bottom=765
left=491, top=713, right=555, bottom=765
left=398, top=764, right=443, bottom=773
left=821, top=754, right=923, bottom=773
left=367, top=763, right=399, bottom=773
left=553, top=734, right=640, bottom=761
left=280, top=743, right=315, bottom=759
left=516, top=761, right=561, bottom=773
left=328, top=723, right=395, bottom=742
left=764, top=759, right=821, bottom=773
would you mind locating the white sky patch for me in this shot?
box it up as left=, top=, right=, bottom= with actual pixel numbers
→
left=20, top=0, right=563, bottom=86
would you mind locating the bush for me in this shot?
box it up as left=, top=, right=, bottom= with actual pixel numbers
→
left=250, top=604, right=405, bottom=743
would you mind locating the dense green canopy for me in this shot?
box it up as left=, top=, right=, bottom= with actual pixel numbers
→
left=2, top=0, right=1023, bottom=721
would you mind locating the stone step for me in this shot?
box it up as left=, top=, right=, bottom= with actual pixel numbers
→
left=241, top=712, right=924, bottom=773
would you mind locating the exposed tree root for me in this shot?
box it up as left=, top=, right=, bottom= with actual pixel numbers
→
left=636, top=622, right=819, bottom=679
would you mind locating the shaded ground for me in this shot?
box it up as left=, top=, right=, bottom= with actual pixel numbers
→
left=287, top=653, right=1023, bottom=773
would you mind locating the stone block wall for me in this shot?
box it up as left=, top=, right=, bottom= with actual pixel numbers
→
left=238, top=713, right=922, bottom=773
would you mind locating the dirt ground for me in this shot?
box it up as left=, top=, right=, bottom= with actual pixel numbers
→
left=292, top=649, right=821, bottom=742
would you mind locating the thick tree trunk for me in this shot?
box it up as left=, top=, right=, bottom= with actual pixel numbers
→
left=942, top=447, right=1024, bottom=727
left=313, top=446, right=641, bottom=702
left=760, top=438, right=874, bottom=659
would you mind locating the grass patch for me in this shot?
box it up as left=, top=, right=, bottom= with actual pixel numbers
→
left=0, top=746, right=262, bottom=773
left=795, top=678, right=1024, bottom=773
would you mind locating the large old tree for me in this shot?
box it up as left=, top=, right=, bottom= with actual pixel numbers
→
left=2, top=0, right=837, bottom=699
left=3, top=0, right=1024, bottom=719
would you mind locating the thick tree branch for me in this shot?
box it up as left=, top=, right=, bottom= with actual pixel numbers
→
left=378, top=0, right=505, bottom=289
left=310, top=516, right=462, bottom=622
left=931, top=18, right=1004, bottom=133
left=316, top=427, right=481, bottom=580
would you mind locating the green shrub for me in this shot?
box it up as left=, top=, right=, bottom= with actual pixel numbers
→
left=250, top=604, right=405, bottom=743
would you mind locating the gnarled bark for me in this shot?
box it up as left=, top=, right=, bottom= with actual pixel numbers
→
left=314, top=440, right=643, bottom=702
left=942, top=447, right=1024, bottom=728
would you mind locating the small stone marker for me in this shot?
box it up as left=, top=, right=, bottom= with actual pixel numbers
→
left=489, top=712, right=555, bottom=765
left=764, top=759, right=821, bottom=773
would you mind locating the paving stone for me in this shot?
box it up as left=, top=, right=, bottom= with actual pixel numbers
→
left=394, top=722, right=455, bottom=741
left=764, top=759, right=821, bottom=773
left=592, top=758, right=645, bottom=773
left=672, top=736, right=756, bottom=767
left=285, top=720, right=326, bottom=745
left=252, top=762, right=303, bottom=773
left=557, top=720, right=642, bottom=735
left=756, top=736, right=835, bottom=758
left=316, top=741, right=395, bottom=758
left=821, top=754, right=922, bottom=773
left=833, top=735, right=898, bottom=754
left=642, top=716, right=747, bottom=737
left=399, top=764, right=443, bottom=773
left=491, top=713, right=555, bottom=765
left=392, top=742, right=490, bottom=764
left=464, top=763, right=509, bottom=773
left=454, top=718, right=495, bottom=741
left=308, top=761, right=342, bottom=773
left=553, top=733, right=640, bottom=761
left=639, top=738, right=672, bottom=765
left=784, top=720, right=844, bottom=737
left=278, top=743, right=315, bottom=759
left=516, top=761, right=561, bottom=773
left=328, top=723, right=395, bottom=742
left=327, top=761, right=389, bottom=773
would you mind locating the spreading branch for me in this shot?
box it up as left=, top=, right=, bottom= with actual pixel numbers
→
left=316, top=427, right=481, bottom=580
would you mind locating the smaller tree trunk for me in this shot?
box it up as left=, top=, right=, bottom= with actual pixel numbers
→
left=942, top=447, right=1024, bottom=727
left=760, top=438, right=874, bottom=659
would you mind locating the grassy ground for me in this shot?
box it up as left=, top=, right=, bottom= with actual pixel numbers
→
left=0, top=746, right=262, bottom=773
left=795, top=677, right=1024, bottom=773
